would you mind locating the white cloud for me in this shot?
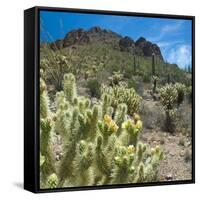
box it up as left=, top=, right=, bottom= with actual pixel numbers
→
left=148, top=21, right=183, bottom=42
left=167, top=45, right=192, bottom=68
left=157, top=40, right=182, bottom=48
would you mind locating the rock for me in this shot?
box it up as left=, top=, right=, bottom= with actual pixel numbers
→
left=135, top=37, right=163, bottom=60
left=119, top=36, right=135, bottom=51
left=63, top=28, right=90, bottom=47
left=180, top=151, right=185, bottom=157
left=152, top=93, right=160, bottom=101
left=169, top=151, right=176, bottom=156
left=50, top=39, right=64, bottom=50
left=165, top=174, right=173, bottom=181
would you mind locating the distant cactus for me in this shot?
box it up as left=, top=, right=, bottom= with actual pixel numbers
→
left=174, top=83, right=186, bottom=106
left=159, top=84, right=178, bottom=133
left=152, top=75, right=159, bottom=93
left=152, top=53, right=155, bottom=76
left=101, top=83, right=141, bottom=117
left=40, top=73, right=163, bottom=188
left=133, top=55, right=136, bottom=74
left=108, top=71, right=123, bottom=86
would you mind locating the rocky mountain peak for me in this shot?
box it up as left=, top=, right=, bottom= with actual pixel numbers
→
left=135, top=37, right=163, bottom=60
left=46, top=26, right=163, bottom=60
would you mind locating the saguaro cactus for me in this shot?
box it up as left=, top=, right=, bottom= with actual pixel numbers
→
left=133, top=55, right=136, bottom=74
left=152, top=53, right=155, bottom=76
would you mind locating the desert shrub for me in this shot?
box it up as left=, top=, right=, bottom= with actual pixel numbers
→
left=140, top=101, right=165, bottom=130
left=40, top=73, right=163, bottom=188
left=184, top=148, right=192, bottom=163
left=124, top=67, right=134, bottom=79
left=127, top=79, right=136, bottom=88
left=143, top=74, right=151, bottom=83
left=86, top=78, right=101, bottom=98
left=176, top=101, right=192, bottom=136
left=186, top=86, right=192, bottom=103
left=40, top=54, right=71, bottom=91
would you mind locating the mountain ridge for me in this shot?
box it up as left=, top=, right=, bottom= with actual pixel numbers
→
left=41, top=26, right=163, bottom=60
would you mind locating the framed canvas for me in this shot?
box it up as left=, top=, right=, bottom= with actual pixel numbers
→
left=24, top=6, right=195, bottom=193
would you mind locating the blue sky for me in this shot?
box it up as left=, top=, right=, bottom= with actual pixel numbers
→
left=40, top=10, right=192, bottom=69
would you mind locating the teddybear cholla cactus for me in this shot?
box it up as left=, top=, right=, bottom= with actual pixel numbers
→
left=159, top=84, right=178, bottom=133
left=101, top=83, right=141, bottom=117
left=174, top=83, right=186, bottom=106
left=40, top=78, right=56, bottom=188
left=40, top=73, right=163, bottom=188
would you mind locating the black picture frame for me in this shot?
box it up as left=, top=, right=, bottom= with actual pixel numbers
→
left=24, top=6, right=195, bottom=193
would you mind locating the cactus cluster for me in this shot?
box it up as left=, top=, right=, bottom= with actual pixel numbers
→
left=159, top=82, right=186, bottom=133
left=40, top=78, right=56, bottom=188
left=108, top=71, right=123, bottom=86
left=174, top=83, right=186, bottom=106
left=101, top=83, right=141, bottom=117
left=40, top=73, right=163, bottom=188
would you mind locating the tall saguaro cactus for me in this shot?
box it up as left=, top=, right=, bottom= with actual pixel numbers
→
left=152, top=53, right=155, bottom=76
left=133, top=55, right=136, bottom=74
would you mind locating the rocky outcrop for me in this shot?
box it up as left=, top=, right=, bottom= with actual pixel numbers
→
left=135, top=37, right=163, bottom=60
left=63, top=28, right=90, bottom=47
left=119, top=36, right=143, bottom=55
left=45, top=26, right=163, bottom=60
left=119, top=36, right=135, bottom=52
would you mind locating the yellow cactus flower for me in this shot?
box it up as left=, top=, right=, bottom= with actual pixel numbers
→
left=122, top=119, right=133, bottom=129
left=114, top=156, right=121, bottom=165
left=110, top=121, right=119, bottom=133
left=104, top=114, right=112, bottom=125
left=135, top=120, right=143, bottom=130
left=155, top=145, right=160, bottom=153
left=127, top=145, right=135, bottom=154
left=151, top=148, right=155, bottom=155
left=134, top=113, right=140, bottom=122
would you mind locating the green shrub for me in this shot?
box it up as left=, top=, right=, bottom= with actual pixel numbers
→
left=86, top=78, right=101, bottom=98
left=143, top=74, right=151, bottom=83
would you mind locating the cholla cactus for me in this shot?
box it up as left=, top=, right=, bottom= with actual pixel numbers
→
left=46, top=173, right=58, bottom=189
left=101, top=84, right=141, bottom=117
left=108, top=71, right=123, bottom=86
left=174, top=83, right=186, bottom=106
left=152, top=75, right=159, bottom=93
left=159, top=84, right=178, bottom=110
left=63, top=73, right=77, bottom=103
left=40, top=73, right=163, bottom=188
left=40, top=78, right=56, bottom=188
left=159, top=84, right=178, bottom=133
